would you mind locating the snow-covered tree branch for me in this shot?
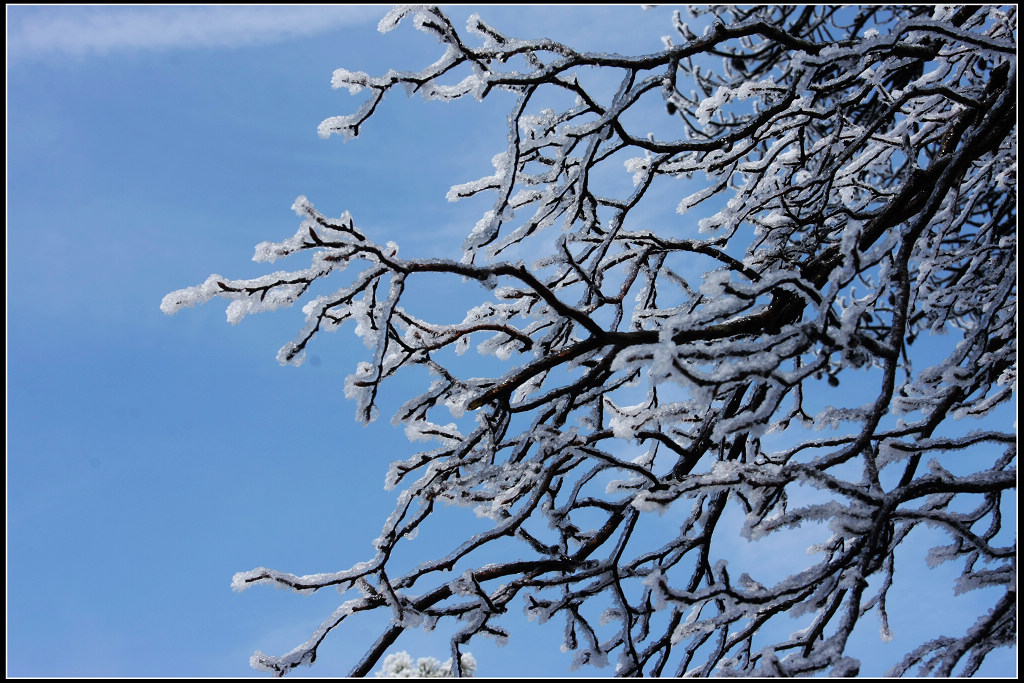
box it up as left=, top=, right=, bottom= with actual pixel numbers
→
left=374, top=651, right=476, bottom=678
left=163, top=5, right=1016, bottom=677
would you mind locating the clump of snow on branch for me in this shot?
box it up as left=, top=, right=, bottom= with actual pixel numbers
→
left=374, top=651, right=477, bottom=678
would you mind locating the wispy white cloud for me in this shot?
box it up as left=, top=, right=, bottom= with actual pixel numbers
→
left=7, top=5, right=383, bottom=61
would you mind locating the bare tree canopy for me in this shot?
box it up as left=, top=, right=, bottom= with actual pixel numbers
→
left=163, top=5, right=1016, bottom=677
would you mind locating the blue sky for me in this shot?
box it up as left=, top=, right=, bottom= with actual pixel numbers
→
left=6, top=5, right=1015, bottom=678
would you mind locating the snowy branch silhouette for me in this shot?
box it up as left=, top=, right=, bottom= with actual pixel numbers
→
left=163, top=5, right=1016, bottom=677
